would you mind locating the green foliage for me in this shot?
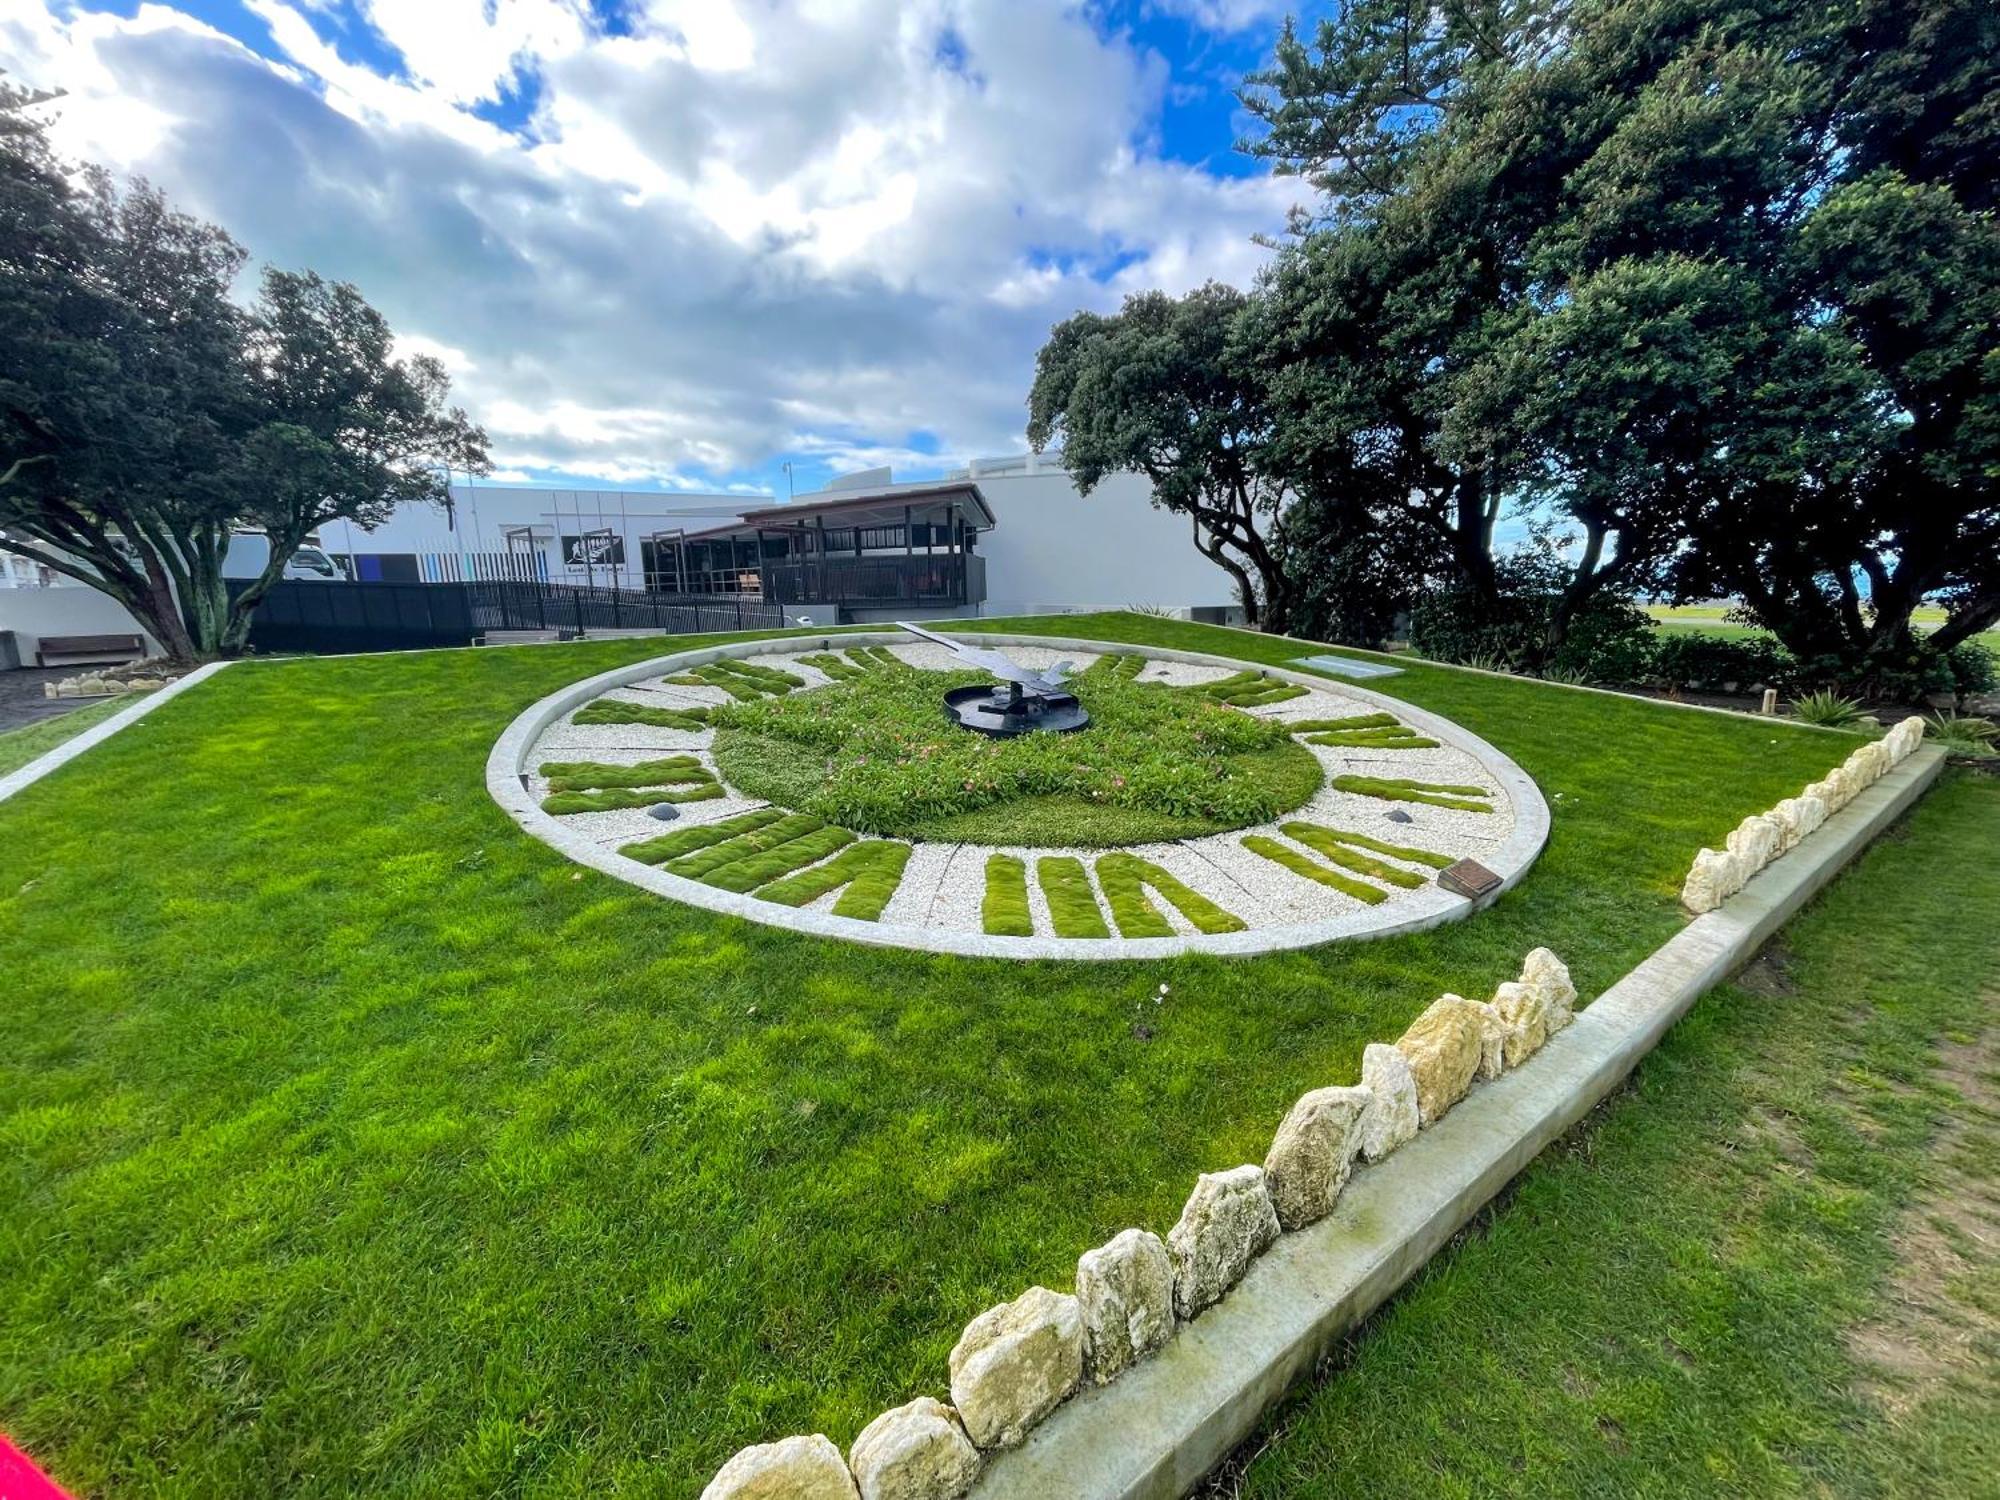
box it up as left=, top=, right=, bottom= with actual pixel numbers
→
left=981, top=853, right=1033, bottom=936
left=1290, top=714, right=1439, bottom=750
left=1037, top=857, right=1110, bottom=939
left=1923, top=712, right=1998, bottom=757
left=1088, top=652, right=1146, bottom=681
left=667, top=659, right=803, bottom=700
left=617, top=807, right=780, bottom=865
left=0, top=92, right=487, bottom=660
left=797, top=652, right=866, bottom=682
left=1790, top=691, right=1870, bottom=729
left=1027, top=283, right=1291, bottom=628
left=700, top=825, right=855, bottom=895
left=1291, top=825, right=1455, bottom=869
left=1094, top=852, right=1248, bottom=936
left=1409, top=554, right=1659, bottom=677
left=711, top=664, right=1318, bottom=844
left=538, top=756, right=709, bottom=791
left=1198, top=670, right=1310, bottom=707
left=661, top=813, right=829, bottom=882
left=753, top=840, right=912, bottom=920
left=571, top=698, right=712, bottom=731
left=1227, top=773, right=2000, bottom=1499
left=1279, top=823, right=1432, bottom=889
left=0, top=615, right=1876, bottom=1496
left=540, top=783, right=725, bottom=815
left=1330, top=774, right=1495, bottom=813
left=1242, top=834, right=1390, bottom=904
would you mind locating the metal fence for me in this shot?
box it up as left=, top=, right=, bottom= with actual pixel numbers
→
left=238, top=579, right=786, bottom=655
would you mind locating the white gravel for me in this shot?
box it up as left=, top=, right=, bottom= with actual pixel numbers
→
left=524, top=647, right=1528, bottom=941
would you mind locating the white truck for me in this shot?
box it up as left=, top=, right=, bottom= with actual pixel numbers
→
left=221, top=531, right=347, bottom=582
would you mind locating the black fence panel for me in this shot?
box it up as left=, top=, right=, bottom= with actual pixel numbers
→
left=238, top=579, right=787, bottom=656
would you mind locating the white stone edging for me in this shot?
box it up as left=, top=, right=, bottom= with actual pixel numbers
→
left=486, top=631, right=1553, bottom=960
left=959, top=743, right=1947, bottom=1500
left=0, top=661, right=235, bottom=807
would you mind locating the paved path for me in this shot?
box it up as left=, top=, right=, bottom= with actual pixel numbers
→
left=0, top=669, right=102, bottom=734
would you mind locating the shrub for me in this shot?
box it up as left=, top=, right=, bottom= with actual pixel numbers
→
left=1645, top=633, right=1794, bottom=694
left=1790, top=690, right=1869, bottom=728
left=1924, top=712, right=1998, bottom=757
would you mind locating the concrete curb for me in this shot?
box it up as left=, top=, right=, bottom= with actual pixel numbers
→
left=0, top=661, right=235, bottom=808
left=967, top=744, right=1947, bottom=1499
left=486, top=631, right=1553, bottom=960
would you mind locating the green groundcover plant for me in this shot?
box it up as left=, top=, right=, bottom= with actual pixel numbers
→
left=712, top=656, right=1320, bottom=845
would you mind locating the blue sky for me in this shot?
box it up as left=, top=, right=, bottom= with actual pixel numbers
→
left=6, top=1, right=1328, bottom=497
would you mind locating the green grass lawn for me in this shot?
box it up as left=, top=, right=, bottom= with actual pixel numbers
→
left=0, top=694, right=133, bottom=778
left=1644, top=602, right=2000, bottom=656
left=0, top=615, right=1864, bottom=1497
left=1210, top=770, right=2000, bottom=1499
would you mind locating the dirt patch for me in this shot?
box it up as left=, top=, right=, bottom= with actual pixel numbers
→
left=1845, top=1020, right=2000, bottom=1419
left=1736, top=940, right=1798, bottom=999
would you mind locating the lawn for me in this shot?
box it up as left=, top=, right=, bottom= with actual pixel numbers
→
left=1644, top=602, right=2000, bottom=657
left=0, top=694, right=133, bottom=779
left=0, top=614, right=1865, bottom=1497
left=1210, top=770, right=2000, bottom=1499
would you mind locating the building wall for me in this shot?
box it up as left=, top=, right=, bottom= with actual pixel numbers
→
left=0, top=583, right=166, bottom=664
left=958, top=462, right=1238, bottom=618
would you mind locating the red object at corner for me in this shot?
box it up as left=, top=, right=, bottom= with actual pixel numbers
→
left=0, top=1435, right=72, bottom=1500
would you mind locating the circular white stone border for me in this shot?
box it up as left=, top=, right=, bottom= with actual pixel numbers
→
left=486, top=632, right=1552, bottom=959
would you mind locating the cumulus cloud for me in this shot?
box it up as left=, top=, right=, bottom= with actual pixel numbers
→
left=0, top=0, right=1299, bottom=488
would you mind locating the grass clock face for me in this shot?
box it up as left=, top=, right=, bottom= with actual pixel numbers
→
left=498, top=637, right=1547, bottom=956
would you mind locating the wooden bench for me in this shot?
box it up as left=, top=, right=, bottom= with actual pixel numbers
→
left=34, top=633, right=146, bottom=667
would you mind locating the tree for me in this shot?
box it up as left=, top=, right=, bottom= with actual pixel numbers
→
left=0, top=82, right=488, bottom=660
left=1238, top=0, right=2000, bottom=682
left=1027, top=285, right=1295, bottom=630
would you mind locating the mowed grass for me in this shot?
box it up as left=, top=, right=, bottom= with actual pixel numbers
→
left=1, top=617, right=1859, bottom=1497
left=0, top=694, right=134, bottom=778
left=1644, top=601, right=2000, bottom=655
left=1213, top=771, right=2000, bottom=1499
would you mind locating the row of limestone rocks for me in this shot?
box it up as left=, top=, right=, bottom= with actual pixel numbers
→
left=1679, top=715, right=1926, bottom=915
left=699, top=948, right=1580, bottom=1500
left=44, top=668, right=177, bottom=698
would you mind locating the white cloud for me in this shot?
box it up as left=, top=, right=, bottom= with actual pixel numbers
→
left=0, top=0, right=1300, bottom=488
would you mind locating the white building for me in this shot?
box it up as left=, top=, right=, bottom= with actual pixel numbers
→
left=0, top=456, right=1243, bottom=661
left=312, top=454, right=1242, bottom=624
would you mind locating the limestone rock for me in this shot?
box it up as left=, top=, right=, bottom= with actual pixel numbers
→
left=1680, top=847, right=1745, bottom=914
left=1471, top=998, right=1510, bottom=1080
left=1395, top=995, right=1487, bottom=1124
left=1167, top=1164, right=1280, bottom=1321
left=1770, top=794, right=1827, bottom=852
left=1521, top=947, right=1577, bottom=1033
left=1357, top=1042, right=1420, bottom=1161
left=947, top=1286, right=1082, bottom=1450
left=1076, top=1228, right=1173, bottom=1386
left=1848, top=740, right=1890, bottom=785
left=1886, top=715, right=1925, bottom=760
left=1262, top=1085, right=1372, bottom=1230
left=1726, top=813, right=1782, bottom=874
left=1491, top=980, right=1550, bottom=1068
left=702, top=1434, right=858, bottom=1500
left=848, top=1398, right=979, bottom=1500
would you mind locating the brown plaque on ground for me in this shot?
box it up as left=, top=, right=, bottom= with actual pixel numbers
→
left=1438, top=858, right=1502, bottom=900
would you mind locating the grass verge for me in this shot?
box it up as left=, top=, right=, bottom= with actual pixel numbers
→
left=1210, top=770, right=2000, bottom=1499
left=0, top=694, right=133, bottom=778
left=0, top=615, right=1865, bottom=1497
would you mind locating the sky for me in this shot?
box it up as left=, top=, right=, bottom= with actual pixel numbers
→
left=1, top=0, right=1330, bottom=498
